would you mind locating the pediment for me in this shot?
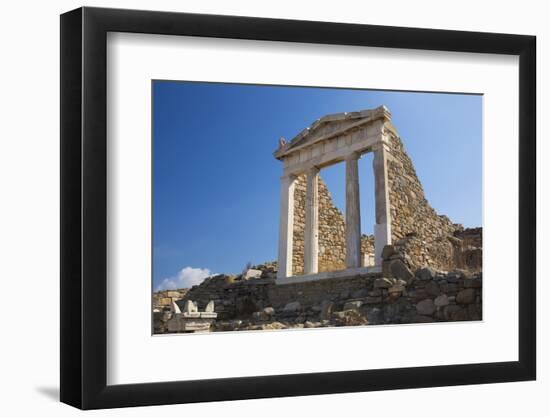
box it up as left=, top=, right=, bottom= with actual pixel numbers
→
left=274, top=106, right=390, bottom=160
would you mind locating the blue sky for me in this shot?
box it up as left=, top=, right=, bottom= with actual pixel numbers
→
left=153, top=81, right=482, bottom=290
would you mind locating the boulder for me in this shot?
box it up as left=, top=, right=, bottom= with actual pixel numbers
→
left=416, top=267, right=437, bottom=281
left=416, top=299, right=435, bottom=316
left=424, top=281, right=440, bottom=297
left=263, top=307, right=275, bottom=316
left=434, top=294, right=450, bottom=307
left=389, top=259, right=414, bottom=282
left=283, top=301, right=301, bottom=312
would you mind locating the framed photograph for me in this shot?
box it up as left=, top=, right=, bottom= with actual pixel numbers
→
left=60, top=6, right=536, bottom=410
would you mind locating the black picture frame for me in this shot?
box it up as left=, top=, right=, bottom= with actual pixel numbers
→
left=60, top=6, right=536, bottom=410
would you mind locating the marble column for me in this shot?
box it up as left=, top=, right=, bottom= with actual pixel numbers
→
left=277, top=175, right=296, bottom=279
left=373, top=143, right=392, bottom=266
left=345, top=153, right=362, bottom=268
left=304, top=166, right=320, bottom=275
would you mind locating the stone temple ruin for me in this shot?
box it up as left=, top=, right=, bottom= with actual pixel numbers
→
left=274, top=105, right=481, bottom=284
left=153, top=106, right=482, bottom=333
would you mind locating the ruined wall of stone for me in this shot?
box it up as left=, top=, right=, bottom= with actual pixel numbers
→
left=159, top=267, right=482, bottom=332
left=292, top=174, right=373, bottom=275
left=386, top=131, right=463, bottom=270
left=452, top=227, right=483, bottom=271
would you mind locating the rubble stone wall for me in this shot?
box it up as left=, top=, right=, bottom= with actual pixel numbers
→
left=386, top=131, right=469, bottom=271
left=161, top=267, right=481, bottom=333
left=292, top=174, right=374, bottom=275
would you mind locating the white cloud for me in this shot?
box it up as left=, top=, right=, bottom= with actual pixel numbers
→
left=155, top=266, right=213, bottom=291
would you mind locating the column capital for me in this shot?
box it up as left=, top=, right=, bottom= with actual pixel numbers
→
left=280, top=173, right=297, bottom=182
left=306, top=165, right=320, bottom=175
left=371, top=140, right=391, bottom=153
left=344, top=151, right=361, bottom=162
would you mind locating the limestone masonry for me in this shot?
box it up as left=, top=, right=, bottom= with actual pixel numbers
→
left=153, top=106, right=482, bottom=333
left=291, top=174, right=374, bottom=275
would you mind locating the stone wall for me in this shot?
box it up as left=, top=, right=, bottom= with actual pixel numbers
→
left=160, top=265, right=481, bottom=333
left=292, top=174, right=374, bottom=275
left=153, top=289, right=188, bottom=310
left=386, top=131, right=469, bottom=271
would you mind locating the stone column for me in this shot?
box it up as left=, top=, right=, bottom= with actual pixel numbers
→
left=373, top=143, right=392, bottom=266
left=304, top=166, right=320, bottom=275
left=345, top=153, right=361, bottom=268
left=277, top=174, right=296, bottom=279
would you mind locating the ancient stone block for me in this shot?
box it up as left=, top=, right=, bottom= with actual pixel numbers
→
left=416, top=299, right=435, bottom=316
left=283, top=301, right=301, bottom=312
left=263, top=307, right=275, bottom=316
left=205, top=300, right=215, bottom=312
left=243, top=269, right=262, bottom=280
left=434, top=294, right=449, bottom=307
left=416, top=267, right=437, bottom=281
left=183, top=300, right=198, bottom=313
left=389, top=259, right=414, bottom=282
